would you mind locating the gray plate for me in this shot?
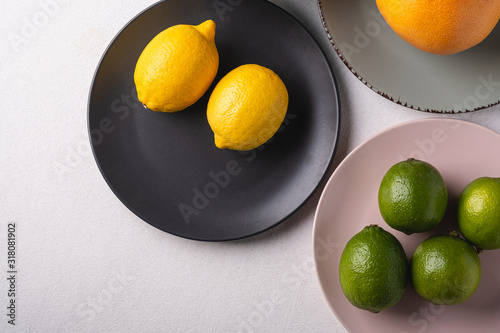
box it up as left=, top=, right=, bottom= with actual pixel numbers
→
left=319, top=0, right=500, bottom=113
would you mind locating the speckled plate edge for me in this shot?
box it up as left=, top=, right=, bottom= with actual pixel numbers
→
left=317, top=0, right=500, bottom=113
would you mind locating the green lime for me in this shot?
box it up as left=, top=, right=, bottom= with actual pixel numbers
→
left=378, top=158, right=448, bottom=235
left=410, top=233, right=481, bottom=305
left=339, top=225, right=407, bottom=313
left=458, top=177, right=500, bottom=250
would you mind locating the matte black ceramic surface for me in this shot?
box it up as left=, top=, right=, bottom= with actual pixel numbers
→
left=88, top=0, right=340, bottom=241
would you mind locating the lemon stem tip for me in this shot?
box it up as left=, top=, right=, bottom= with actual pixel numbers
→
left=196, top=20, right=216, bottom=40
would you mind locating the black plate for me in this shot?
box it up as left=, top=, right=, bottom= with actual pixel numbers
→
left=88, top=0, right=340, bottom=241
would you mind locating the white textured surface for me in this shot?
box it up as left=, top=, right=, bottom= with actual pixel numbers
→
left=0, top=1, right=499, bottom=332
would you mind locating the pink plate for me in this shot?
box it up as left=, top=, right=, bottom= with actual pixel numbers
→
left=313, top=118, right=500, bottom=333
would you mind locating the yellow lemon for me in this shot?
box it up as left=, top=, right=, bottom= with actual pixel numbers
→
left=134, top=20, right=219, bottom=112
left=207, top=64, right=289, bottom=151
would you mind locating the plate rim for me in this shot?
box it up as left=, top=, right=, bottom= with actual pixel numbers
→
left=87, top=0, right=342, bottom=242
left=312, top=117, right=500, bottom=331
left=316, top=0, right=500, bottom=114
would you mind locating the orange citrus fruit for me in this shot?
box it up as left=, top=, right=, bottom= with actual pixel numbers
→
left=376, top=0, right=500, bottom=55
